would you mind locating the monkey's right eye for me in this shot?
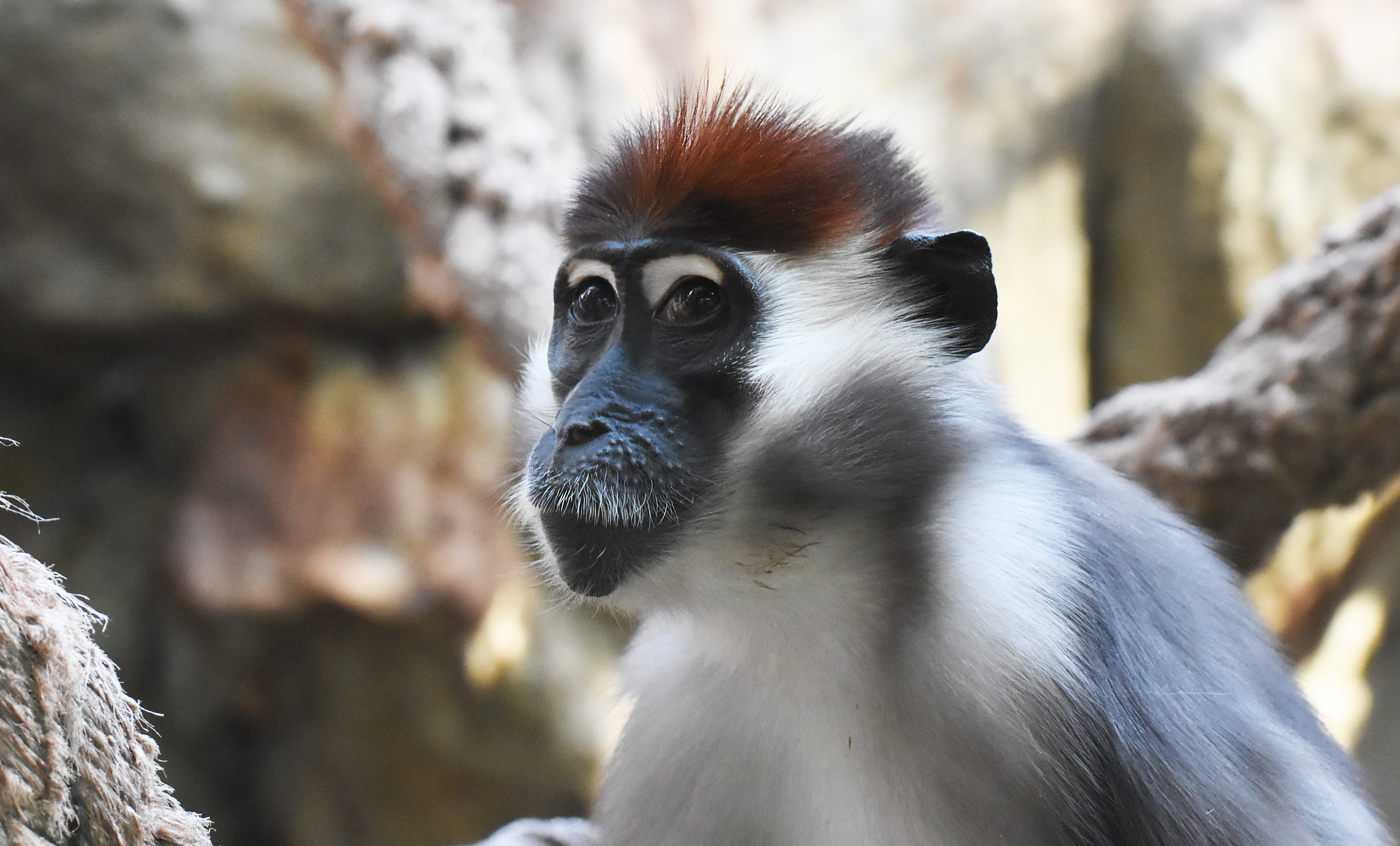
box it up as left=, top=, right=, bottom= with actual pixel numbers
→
left=568, top=278, right=618, bottom=325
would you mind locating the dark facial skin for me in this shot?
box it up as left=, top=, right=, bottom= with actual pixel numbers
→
left=526, top=239, right=757, bottom=597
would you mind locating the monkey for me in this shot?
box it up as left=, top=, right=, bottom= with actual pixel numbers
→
left=481, top=86, right=1394, bottom=846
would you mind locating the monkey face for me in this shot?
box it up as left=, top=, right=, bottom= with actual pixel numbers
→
left=520, top=229, right=998, bottom=600
left=514, top=90, right=1000, bottom=603
left=524, top=239, right=758, bottom=597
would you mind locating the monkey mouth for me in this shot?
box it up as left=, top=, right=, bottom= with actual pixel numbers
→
left=533, top=508, right=684, bottom=597
left=525, top=424, right=705, bottom=529
left=527, top=469, right=698, bottom=597
left=524, top=425, right=711, bottom=596
left=525, top=466, right=696, bottom=530
left=526, top=465, right=703, bottom=597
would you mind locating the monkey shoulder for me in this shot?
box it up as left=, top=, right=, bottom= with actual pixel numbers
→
left=927, top=417, right=1387, bottom=844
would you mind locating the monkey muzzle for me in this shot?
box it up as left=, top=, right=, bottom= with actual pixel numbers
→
left=526, top=403, right=702, bottom=597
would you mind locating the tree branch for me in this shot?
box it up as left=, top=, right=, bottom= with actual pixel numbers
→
left=284, top=0, right=571, bottom=371
left=1073, top=186, right=1400, bottom=573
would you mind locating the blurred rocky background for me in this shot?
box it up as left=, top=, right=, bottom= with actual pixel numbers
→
left=1, top=0, right=1398, bottom=844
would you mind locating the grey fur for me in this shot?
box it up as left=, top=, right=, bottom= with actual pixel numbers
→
left=572, top=374, right=1387, bottom=845
left=506, top=349, right=1393, bottom=845
left=492, top=95, right=1393, bottom=846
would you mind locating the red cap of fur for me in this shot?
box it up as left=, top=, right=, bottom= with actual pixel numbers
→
left=564, top=86, right=935, bottom=253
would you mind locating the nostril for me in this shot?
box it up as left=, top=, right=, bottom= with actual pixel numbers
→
left=561, top=418, right=610, bottom=447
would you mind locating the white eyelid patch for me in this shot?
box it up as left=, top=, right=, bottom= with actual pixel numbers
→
left=640, top=255, right=723, bottom=309
left=567, top=259, right=617, bottom=290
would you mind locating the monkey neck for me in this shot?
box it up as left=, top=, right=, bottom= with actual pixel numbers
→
left=620, top=508, right=932, bottom=679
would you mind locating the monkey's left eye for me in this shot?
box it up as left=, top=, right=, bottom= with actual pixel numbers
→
left=568, top=278, right=618, bottom=325
left=657, top=277, right=725, bottom=325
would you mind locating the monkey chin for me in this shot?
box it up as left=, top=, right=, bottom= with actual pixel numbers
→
left=535, top=508, right=680, bottom=598
left=525, top=437, right=708, bottom=598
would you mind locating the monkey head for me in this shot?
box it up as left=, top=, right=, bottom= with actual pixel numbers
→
left=515, top=88, right=996, bottom=602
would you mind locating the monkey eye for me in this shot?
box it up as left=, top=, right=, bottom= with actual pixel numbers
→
left=657, top=276, right=725, bottom=325
left=567, top=278, right=618, bottom=325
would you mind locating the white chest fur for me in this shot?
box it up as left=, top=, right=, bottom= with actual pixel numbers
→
left=598, top=587, right=1066, bottom=846
left=587, top=437, right=1105, bottom=846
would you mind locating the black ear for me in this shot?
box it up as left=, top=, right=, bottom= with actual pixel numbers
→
left=883, top=230, right=997, bottom=358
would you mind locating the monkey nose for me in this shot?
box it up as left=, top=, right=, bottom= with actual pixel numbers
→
left=558, top=417, right=611, bottom=447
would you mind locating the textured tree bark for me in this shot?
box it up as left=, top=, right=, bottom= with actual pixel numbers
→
left=1072, top=186, right=1400, bottom=574
left=284, top=0, right=571, bottom=372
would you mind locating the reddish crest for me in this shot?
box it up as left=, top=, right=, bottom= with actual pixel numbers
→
left=564, top=87, right=934, bottom=253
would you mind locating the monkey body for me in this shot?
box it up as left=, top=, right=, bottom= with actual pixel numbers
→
left=549, top=364, right=1377, bottom=845
left=501, top=89, right=1393, bottom=846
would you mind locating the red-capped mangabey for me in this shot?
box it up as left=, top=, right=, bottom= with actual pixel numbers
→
left=481, top=87, right=1392, bottom=846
